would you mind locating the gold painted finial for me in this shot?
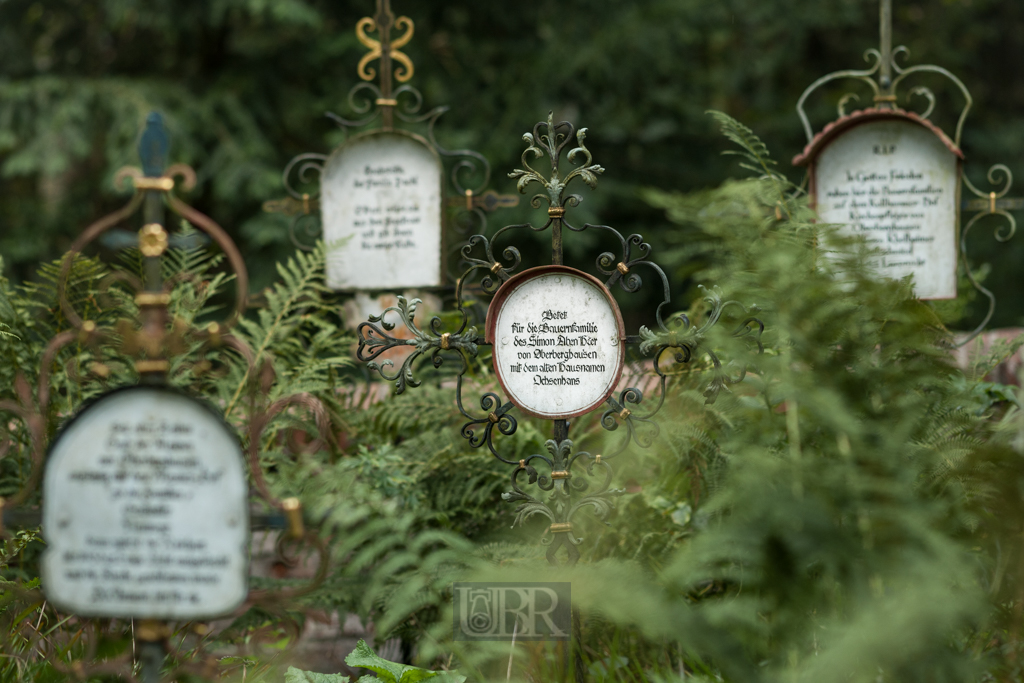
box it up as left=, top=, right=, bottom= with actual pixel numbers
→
left=355, top=3, right=415, bottom=84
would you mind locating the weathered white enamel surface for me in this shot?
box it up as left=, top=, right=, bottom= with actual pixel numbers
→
left=42, top=388, right=248, bottom=619
left=321, top=131, right=443, bottom=290
left=815, top=120, right=960, bottom=300
left=493, top=272, right=624, bottom=419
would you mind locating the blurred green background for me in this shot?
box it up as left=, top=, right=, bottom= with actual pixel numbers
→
left=0, top=0, right=1021, bottom=329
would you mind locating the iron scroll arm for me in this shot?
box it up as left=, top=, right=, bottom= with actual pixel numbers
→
left=955, top=165, right=1020, bottom=347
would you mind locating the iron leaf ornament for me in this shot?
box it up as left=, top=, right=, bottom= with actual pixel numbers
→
left=508, top=112, right=606, bottom=209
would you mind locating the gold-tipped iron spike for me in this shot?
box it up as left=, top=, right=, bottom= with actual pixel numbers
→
left=282, top=497, right=305, bottom=539
left=356, top=0, right=415, bottom=130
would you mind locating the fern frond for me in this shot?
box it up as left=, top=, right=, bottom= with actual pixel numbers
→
left=224, top=242, right=331, bottom=417
left=707, top=110, right=792, bottom=213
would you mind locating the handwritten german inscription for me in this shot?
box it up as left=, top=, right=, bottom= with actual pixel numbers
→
left=321, top=132, right=443, bottom=290
left=42, top=388, right=248, bottom=619
left=492, top=270, right=624, bottom=419
left=815, top=120, right=959, bottom=299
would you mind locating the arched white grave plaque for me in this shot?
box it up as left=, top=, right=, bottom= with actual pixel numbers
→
left=487, top=266, right=625, bottom=420
left=321, top=130, right=443, bottom=290
left=795, top=109, right=963, bottom=300
left=42, top=386, right=248, bottom=619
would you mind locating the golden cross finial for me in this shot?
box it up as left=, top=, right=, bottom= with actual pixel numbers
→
left=355, top=0, right=415, bottom=130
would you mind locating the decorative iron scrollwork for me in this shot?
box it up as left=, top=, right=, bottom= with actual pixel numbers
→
left=266, top=0, right=516, bottom=257
left=501, top=439, right=623, bottom=566
left=600, top=388, right=661, bottom=457
left=796, top=0, right=972, bottom=148
left=357, top=115, right=764, bottom=566
left=508, top=112, right=604, bottom=210
left=957, top=165, right=1022, bottom=345
left=458, top=388, right=519, bottom=463
left=357, top=296, right=478, bottom=394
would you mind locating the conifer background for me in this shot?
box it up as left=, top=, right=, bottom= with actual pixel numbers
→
left=0, top=0, right=1022, bottom=326
left=1, top=1, right=1024, bottom=681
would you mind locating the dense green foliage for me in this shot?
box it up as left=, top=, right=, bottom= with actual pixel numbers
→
left=3, top=1, right=1024, bottom=680
left=370, top=114, right=1024, bottom=682
left=286, top=639, right=465, bottom=683
left=5, top=109, right=1024, bottom=682
left=0, top=0, right=1022, bottom=324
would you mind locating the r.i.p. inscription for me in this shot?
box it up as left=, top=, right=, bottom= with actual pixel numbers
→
left=42, top=388, right=248, bottom=619
left=812, top=118, right=961, bottom=299
left=488, top=268, right=625, bottom=420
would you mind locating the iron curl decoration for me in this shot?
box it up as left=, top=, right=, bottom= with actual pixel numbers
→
left=457, top=388, right=519, bottom=464
left=600, top=387, right=661, bottom=458
left=501, top=439, right=623, bottom=566
left=261, top=153, right=326, bottom=251
left=955, top=164, right=1021, bottom=346
left=356, top=295, right=479, bottom=395
left=326, top=82, right=384, bottom=130
left=639, top=286, right=764, bottom=405
left=355, top=9, right=415, bottom=84
left=458, top=234, right=522, bottom=293
left=591, top=227, right=678, bottom=328
left=596, top=233, right=650, bottom=292
left=796, top=0, right=972, bottom=147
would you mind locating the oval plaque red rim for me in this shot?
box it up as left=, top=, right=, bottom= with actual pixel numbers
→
left=486, top=265, right=626, bottom=421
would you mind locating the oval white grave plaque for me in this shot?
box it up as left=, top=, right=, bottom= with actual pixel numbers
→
left=42, top=387, right=248, bottom=619
left=487, top=266, right=625, bottom=420
left=811, top=116, right=961, bottom=299
left=321, top=130, right=443, bottom=290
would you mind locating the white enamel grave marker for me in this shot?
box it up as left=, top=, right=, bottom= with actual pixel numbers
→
left=487, top=266, right=625, bottom=420
left=321, top=130, right=443, bottom=290
left=42, top=386, right=248, bottom=619
left=796, top=110, right=963, bottom=299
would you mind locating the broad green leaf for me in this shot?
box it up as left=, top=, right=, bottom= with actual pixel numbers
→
left=344, top=640, right=440, bottom=683
left=284, top=666, right=350, bottom=683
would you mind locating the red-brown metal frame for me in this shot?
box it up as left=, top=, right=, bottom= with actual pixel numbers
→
left=485, top=264, right=626, bottom=420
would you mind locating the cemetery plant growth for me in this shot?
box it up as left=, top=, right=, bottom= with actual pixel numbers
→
left=1, top=111, right=1024, bottom=681
left=3, top=1, right=1024, bottom=682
